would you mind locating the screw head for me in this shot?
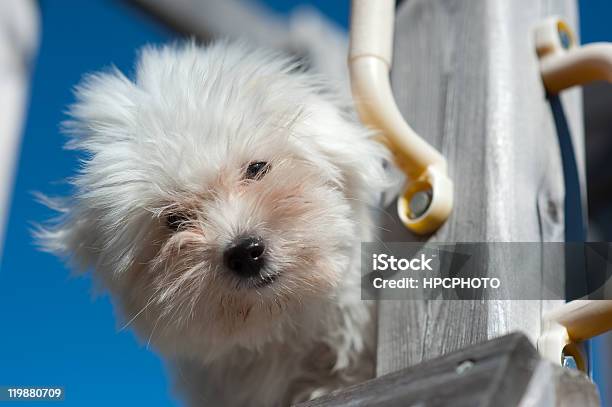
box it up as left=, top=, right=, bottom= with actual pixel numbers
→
left=456, top=359, right=474, bottom=375
left=558, top=27, right=572, bottom=50
left=408, top=189, right=433, bottom=219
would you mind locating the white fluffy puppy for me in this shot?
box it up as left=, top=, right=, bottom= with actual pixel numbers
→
left=38, top=42, right=388, bottom=406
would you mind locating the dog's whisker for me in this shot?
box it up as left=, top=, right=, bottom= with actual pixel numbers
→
left=120, top=296, right=156, bottom=331
left=146, top=316, right=161, bottom=350
left=342, top=196, right=397, bottom=221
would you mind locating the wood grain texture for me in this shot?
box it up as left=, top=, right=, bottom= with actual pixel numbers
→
left=297, top=333, right=538, bottom=407
left=377, top=0, right=584, bottom=375
left=297, top=333, right=598, bottom=407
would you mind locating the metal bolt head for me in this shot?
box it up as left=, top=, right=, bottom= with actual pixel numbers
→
left=456, top=359, right=474, bottom=375
left=558, top=27, right=572, bottom=50
left=408, top=189, right=433, bottom=219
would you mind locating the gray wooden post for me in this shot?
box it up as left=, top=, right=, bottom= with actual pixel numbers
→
left=377, top=0, right=584, bottom=375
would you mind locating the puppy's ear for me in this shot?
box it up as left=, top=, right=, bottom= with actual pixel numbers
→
left=63, top=68, right=139, bottom=152
left=33, top=194, right=101, bottom=274
left=303, top=101, right=392, bottom=207
left=34, top=195, right=154, bottom=277
left=35, top=68, right=153, bottom=276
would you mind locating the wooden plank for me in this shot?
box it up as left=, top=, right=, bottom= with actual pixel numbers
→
left=376, top=0, right=583, bottom=375
left=296, top=333, right=599, bottom=407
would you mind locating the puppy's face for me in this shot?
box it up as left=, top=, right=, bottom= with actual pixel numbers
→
left=130, top=117, right=360, bottom=358
left=41, top=43, right=386, bottom=361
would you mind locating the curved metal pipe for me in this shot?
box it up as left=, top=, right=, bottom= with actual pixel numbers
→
left=534, top=17, right=612, bottom=372
left=536, top=17, right=612, bottom=93
left=349, top=0, right=452, bottom=234
left=546, top=300, right=612, bottom=343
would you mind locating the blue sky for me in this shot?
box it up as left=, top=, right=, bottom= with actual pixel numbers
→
left=0, top=1, right=610, bottom=406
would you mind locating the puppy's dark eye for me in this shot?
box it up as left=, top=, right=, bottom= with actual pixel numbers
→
left=245, top=161, right=270, bottom=180
left=166, top=212, right=190, bottom=231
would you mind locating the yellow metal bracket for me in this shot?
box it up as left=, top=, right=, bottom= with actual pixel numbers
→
left=534, top=18, right=612, bottom=372
left=535, top=16, right=612, bottom=93
left=538, top=300, right=612, bottom=372
left=348, top=0, right=453, bottom=235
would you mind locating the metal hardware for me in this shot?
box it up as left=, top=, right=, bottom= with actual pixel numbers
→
left=349, top=0, right=453, bottom=235
left=534, top=17, right=612, bottom=373
left=455, top=359, right=475, bottom=375
left=535, top=16, right=612, bottom=93
left=538, top=300, right=612, bottom=372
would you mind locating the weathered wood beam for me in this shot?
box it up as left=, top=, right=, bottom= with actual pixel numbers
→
left=376, top=0, right=583, bottom=374
left=296, top=333, right=599, bottom=407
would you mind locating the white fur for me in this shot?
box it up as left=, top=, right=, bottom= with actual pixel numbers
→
left=37, top=41, right=389, bottom=406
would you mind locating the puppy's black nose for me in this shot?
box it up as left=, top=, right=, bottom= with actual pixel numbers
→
left=223, top=236, right=266, bottom=277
